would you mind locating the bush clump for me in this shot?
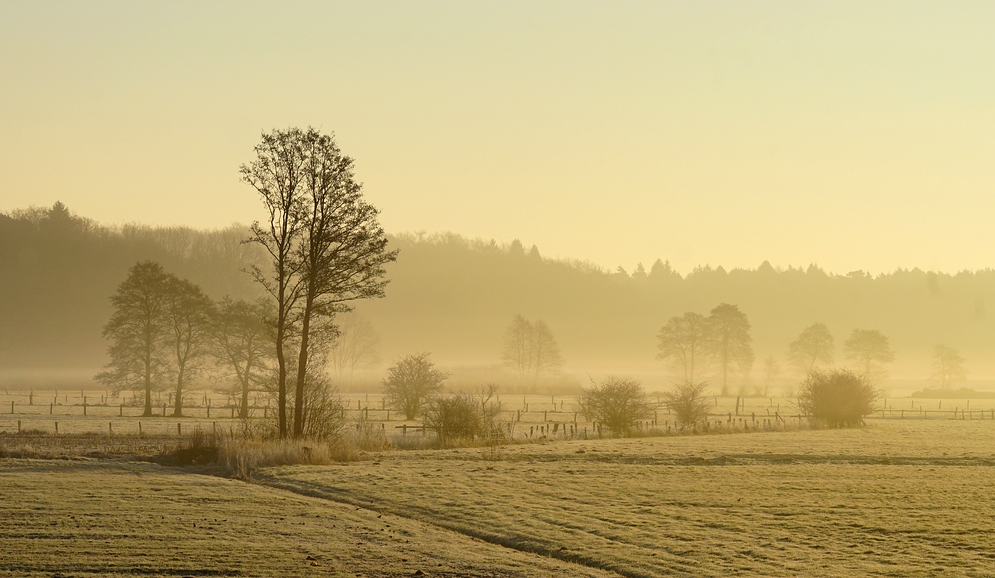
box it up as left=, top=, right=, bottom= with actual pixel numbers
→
left=797, top=368, right=877, bottom=428
left=423, top=385, right=501, bottom=447
left=578, top=376, right=653, bottom=437
left=662, top=380, right=711, bottom=429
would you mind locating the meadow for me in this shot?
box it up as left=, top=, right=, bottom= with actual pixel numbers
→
left=262, top=419, right=995, bottom=577
left=3, top=390, right=995, bottom=577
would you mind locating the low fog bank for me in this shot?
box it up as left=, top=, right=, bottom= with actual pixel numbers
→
left=3, top=204, right=995, bottom=394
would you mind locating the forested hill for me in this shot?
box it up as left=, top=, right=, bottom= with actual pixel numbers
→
left=2, top=203, right=995, bottom=387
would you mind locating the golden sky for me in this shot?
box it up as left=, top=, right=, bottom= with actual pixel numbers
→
left=2, top=1, right=994, bottom=275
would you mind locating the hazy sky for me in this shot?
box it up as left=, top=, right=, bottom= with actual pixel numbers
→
left=2, top=1, right=994, bottom=275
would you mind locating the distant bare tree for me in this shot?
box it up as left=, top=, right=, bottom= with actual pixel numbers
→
left=530, top=320, right=563, bottom=385
left=788, top=322, right=834, bottom=374
left=213, top=297, right=273, bottom=419
left=329, top=312, right=381, bottom=382
left=843, top=329, right=895, bottom=383
left=758, top=354, right=781, bottom=397
left=95, top=261, right=170, bottom=417
left=501, top=315, right=563, bottom=391
left=578, top=376, right=653, bottom=437
left=502, top=315, right=533, bottom=389
left=932, top=344, right=966, bottom=389
left=163, top=276, right=215, bottom=417
left=383, top=353, right=449, bottom=420
left=706, top=303, right=754, bottom=396
left=657, top=312, right=710, bottom=383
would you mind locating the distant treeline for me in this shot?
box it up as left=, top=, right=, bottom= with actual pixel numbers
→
left=2, top=203, right=995, bottom=385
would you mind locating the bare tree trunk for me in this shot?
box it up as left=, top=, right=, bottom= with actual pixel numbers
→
left=172, top=369, right=184, bottom=417
left=143, top=364, right=153, bottom=417
left=293, top=295, right=314, bottom=438
left=239, top=368, right=250, bottom=420
left=276, top=314, right=288, bottom=437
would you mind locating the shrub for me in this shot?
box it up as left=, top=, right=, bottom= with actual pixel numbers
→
left=798, top=368, right=877, bottom=427
left=297, top=374, right=345, bottom=441
left=662, top=380, right=710, bottom=429
left=423, top=385, right=502, bottom=447
left=424, top=392, right=484, bottom=446
left=578, top=376, right=653, bottom=437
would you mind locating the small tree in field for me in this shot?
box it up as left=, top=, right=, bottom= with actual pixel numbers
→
left=578, top=376, right=653, bottom=437
left=662, top=380, right=711, bottom=429
left=382, top=353, right=448, bottom=420
left=797, top=368, right=877, bottom=428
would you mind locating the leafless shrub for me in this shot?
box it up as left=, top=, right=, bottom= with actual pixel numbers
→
left=424, top=392, right=484, bottom=446
left=798, top=368, right=877, bottom=428
left=578, top=376, right=654, bottom=437
left=662, top=380, right=711, bottom=429
left=423, top=384, right=504, bottom=447
left=297, top=373, right=345, bottom=441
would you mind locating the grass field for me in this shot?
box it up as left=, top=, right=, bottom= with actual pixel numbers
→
left=3, top=411, right=995, bottom=576
left=0, top=459, right=616, bottom=578
left=261, top=420, right=995, bottom=577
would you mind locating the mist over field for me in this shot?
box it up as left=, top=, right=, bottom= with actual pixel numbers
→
left=4, top=3, right=995, bottom=577
left=2, top=203, right=994, bottom=393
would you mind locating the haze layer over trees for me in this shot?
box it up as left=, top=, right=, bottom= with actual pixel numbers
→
left=2, top=208, right=995, bottom=386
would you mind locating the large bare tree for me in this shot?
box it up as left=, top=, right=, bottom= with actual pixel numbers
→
left=657, top=312, right=710, bottom=383
left=706, top=303, right=754, bottom=396
left=95, top=261, right=170, bottom=417
left=290, top=128, right=396, bottom=438
left=242, top=128, right=307, bottom=438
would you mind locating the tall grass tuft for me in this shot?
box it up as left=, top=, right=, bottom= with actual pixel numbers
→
left=218, top=438, right=359, bottom=479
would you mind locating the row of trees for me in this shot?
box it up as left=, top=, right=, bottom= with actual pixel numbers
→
left=97, top=127, right=396, bottom=437
left=657, top=305, right=968, bottom=393
left=96, top=261, right=270, bottom=417
left=656, top=304, right=754, bottom=395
